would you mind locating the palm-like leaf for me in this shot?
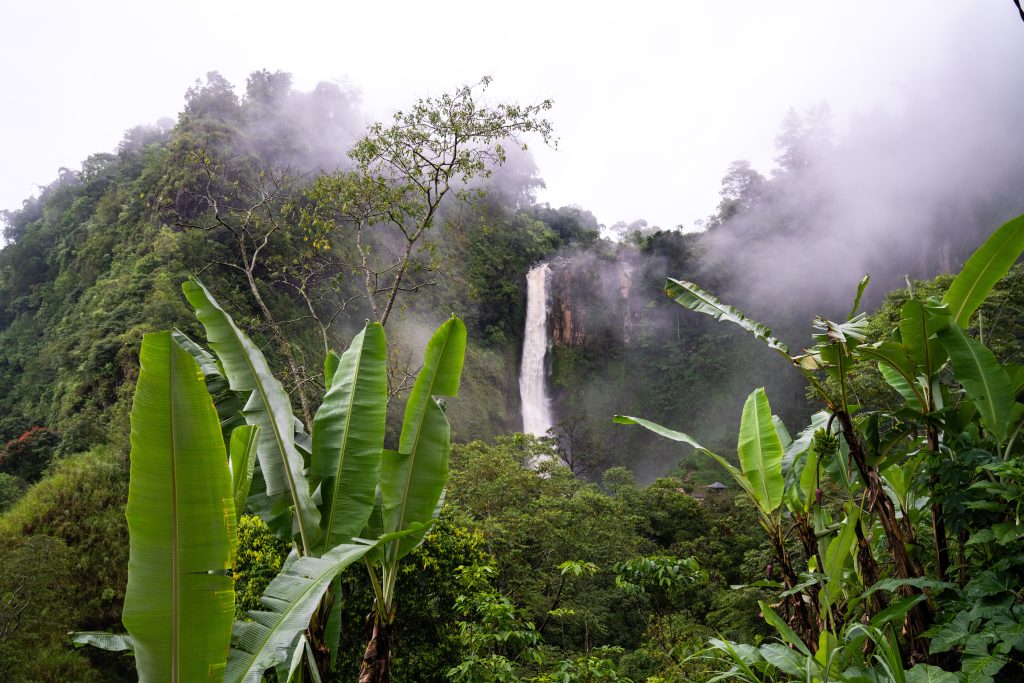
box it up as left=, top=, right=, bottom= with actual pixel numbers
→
left=123, top=332, right=235, bottom=682
left=665, top=278, right=792, bottom=359
left=381, top=316, right=466, bottom=560
left=312, top=322, right=387, bottom=555
left=943, top=213, right=1024, bottom=328
left=224, top=543, right=376, bottom=683
left=613, top=414, right=757, bottom=504
left=181, top=278, right=319, bottom=553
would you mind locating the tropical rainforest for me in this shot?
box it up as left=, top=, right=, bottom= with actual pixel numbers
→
left=2, top=66, right=1024, bottom=683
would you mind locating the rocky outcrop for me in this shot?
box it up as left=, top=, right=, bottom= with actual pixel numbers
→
left=547, top=249, right=640, bottom=348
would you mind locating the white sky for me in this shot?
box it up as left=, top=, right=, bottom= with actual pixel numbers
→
left=0, top=1, right=1015, bottom=230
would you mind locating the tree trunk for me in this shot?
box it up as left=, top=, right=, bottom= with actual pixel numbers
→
left=835, top=410, right=932, bottom=658
left=926, top=427, right=950, bottom=582
left=358, top=610, right=393, bottom=683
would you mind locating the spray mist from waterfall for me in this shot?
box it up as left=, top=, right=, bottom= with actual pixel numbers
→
left=520, top=263, right=553, bottom=436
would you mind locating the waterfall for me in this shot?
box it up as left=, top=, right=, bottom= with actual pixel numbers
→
left=520, top=263, right=553, bottom=436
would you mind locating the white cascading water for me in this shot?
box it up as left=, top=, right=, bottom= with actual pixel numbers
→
left=520, top=263, right=553, bottom=436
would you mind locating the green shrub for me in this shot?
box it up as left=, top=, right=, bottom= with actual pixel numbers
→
left=0, top=445, right=129, bottom=628
left=0, top=473, right=25, bottom=512
left=233, top=513, right=289, bottom=616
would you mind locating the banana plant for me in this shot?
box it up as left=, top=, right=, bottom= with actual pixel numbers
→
left=180, top=278, right=465, bottom=681
left=616, top=388, right=826, bottom=639
left=359, top=315, right=467, bottom=683
left=77, top=279, right=464, bottom=682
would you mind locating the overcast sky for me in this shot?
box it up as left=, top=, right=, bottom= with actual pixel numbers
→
left=0, top=2, right=1018, bottom=230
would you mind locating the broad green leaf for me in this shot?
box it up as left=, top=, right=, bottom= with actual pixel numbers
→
left=905, top=664, right=960, bottom=683
left=758, top=601, right=811, bottom=656
left=798, top=447, right=819, bottom=512
left=814, top=631, right=838, bottom=670
left=665, top=278, right=792, bottom=359
left=613, top=415, right=704, bottom=450
left=758, top=643, right=807, bottom=676
left=773, top=415, right=792, bottom=451
left=224, top=543, right=375, bottom=683
left=938, top=324, right=1014, bottom=444
left=312, top=323, right=387, bottom=555
left=70, top=631, right=134, bottom=652
left=1005, top=365, right=1024, bottom=396
left=857, top=342, right=927, bottom=409
left=943, top=213, right=1024, bottom=328
left=181, top=278, right=319, bottom=552
left=614, top=415, right=757, bottom=503
left=783, top=411, right=830, bottom=466
left=863, top=576, right=955, bottom=598
left=869, top=594, right=927, bottom=628
left=382, top=316, right=466, bottom=560
left=123, top=332, right=235, bottom=683
left=245, top=468, right=295, bottom=541
left=323, top=577, right=344, bottom=668
left=926, top=610, right=973, bottom=654
left=275, top=635, right=305, bottom=683
left=880, top=363, right=925, bottom=409
left=899, top=299, right=950, bottom=382
left=737, top=388, right=784, bottom=515
left=822, top=506, right=859, bottom=612
left=230, top=426, right=259, bottom=524
left=881, top=454, right=922, bottom=513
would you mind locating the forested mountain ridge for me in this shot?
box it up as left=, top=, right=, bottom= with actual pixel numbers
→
left=3, top=69, right=1024, bottom=681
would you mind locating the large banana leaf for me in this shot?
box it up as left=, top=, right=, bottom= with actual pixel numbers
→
left=70, top=632, right=134, bottom=652
left=857, top=342, right=928, bottom=410
left=943, top=213, right=1024, bottom=328
left=938, top=324, right=1014, bottom=445
left=224, top=543, right=375, bottom=683
left=312, top=323, right=387, bottom=555
left=898, top=299, right=950, bottom=383
left=736, top=388, right=785, bottom=516
left=181, top=278, right=319, bottom=553
left=822, top=505, right=860, bottom=614
left=665, top=278, right=792, bottom=360
left=172, top=329, right=246, bottom=443
left=123, top=332, right=235, bottom=682
left=613, top=414, right=758, bottom=504
left=381, top=316, right=466, bottom=560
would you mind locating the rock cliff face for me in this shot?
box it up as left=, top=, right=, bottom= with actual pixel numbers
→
left=547, top=250, right=640, bottom=349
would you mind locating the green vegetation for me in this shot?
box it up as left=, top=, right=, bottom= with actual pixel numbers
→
left=1, top=70, right=1024, bottom=682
